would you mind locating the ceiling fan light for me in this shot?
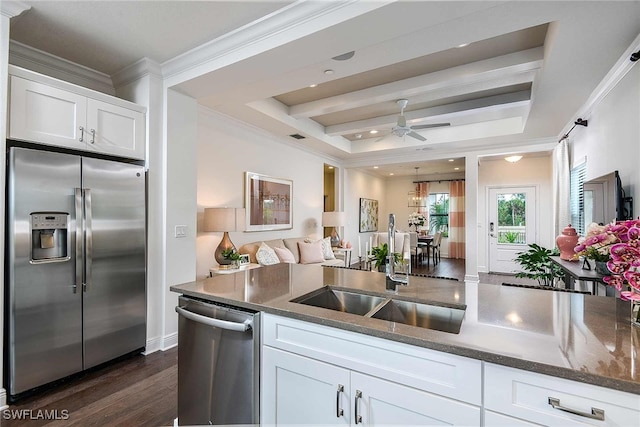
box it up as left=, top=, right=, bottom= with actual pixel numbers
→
left=505, top=155, right=523, bottom=163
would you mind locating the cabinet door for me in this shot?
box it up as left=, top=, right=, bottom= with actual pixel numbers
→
left=351, top=372, right=480, bottom=426
left=484, top=410, right=543, bottom=426
left=9, top=76, right=87, bottom=149
left=86, top=98, right=145, bottom=160
left=262, top=347, right=350, bottom=426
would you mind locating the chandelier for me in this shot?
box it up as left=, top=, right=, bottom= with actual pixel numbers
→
left=407, top=167, right=427, bottom=207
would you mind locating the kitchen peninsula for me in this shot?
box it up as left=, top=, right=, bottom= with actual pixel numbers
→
left=171, top=264, right=640, bottom=425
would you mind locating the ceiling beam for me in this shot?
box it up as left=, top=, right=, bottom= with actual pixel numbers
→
left=289, top=47, right=544, bottom=118
left=325, top=90, right=532, bottom=136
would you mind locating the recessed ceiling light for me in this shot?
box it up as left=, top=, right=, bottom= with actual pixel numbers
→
left=389, top=173, right=394, bottom=176
left=373, top=166, right=379, bottom=169
left=448, top=159, right=454, bottom=162
left=454, top=167, right=460, bottom=170
left=324, top=69, right=334, bottom=75
left=369, top=130, right=378, bottom=134
left=309, top=84, right=317, bottom=88
left=328, top=166, right=334, bottom=169
left=505, top=155, right=523, bottom=163
left=457, top=43, right=470, bottom=48
left=354, top=133, right=362, bottom=139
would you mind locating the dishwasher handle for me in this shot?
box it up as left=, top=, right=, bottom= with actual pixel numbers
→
left=176, top=306, right=253, bottom=332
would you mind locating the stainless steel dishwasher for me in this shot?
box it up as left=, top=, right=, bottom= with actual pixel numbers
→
left=176, top=296, right=260, bottom=426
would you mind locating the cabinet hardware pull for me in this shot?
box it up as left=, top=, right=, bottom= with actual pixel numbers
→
left=90, top=129, right=96, bottom=144
left=79, top=126, right=84, bottom=142
left=548, top=397, right=605, bottom=421
left=354, top=390, right=363, bottom=424
left=336, top=384, right=344, bottom=418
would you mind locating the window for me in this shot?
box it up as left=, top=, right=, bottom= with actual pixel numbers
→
left=428, top=193, right=449, bottom=236
left=496, top=192, right=527, bottom=244
left=570, top=162, right=587, bottom=235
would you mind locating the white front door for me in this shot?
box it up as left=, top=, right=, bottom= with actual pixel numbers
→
left=488, top=187, right=536, bottom=273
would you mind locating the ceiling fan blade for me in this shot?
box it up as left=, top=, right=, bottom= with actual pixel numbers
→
left=407, top=131, right=426, bottom=142
left=411, top=123, right=450, bottom=130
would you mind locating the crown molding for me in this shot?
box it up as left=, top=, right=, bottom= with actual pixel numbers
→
left=562, top=32, right=640, bottom=137
left=9, top=40, right=115, bottom=94
left=162, top=0, right=392, bottom=86
left=1, top=1, right=30, bottom=18
left=112, top=57, right=163, bottom=88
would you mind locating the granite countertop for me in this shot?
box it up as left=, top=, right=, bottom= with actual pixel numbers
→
left=171, top=263, right=640, bottom=394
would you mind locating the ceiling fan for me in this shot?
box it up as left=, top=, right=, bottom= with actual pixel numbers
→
left=380, top=99, right=450, bottom=142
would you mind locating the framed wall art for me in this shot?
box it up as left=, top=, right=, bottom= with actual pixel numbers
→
left=245, top=172, right=293, bottom=231
left=359, top=198, right=378, bottom=232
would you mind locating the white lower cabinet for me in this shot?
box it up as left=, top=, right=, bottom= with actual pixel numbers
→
left=483, top=410, right=542, bottom=426
left=484, top=363, right=640, bottom=426
left=262, top=346, right=480, bottom=426
left=261, top=314, right=482, bottom=426
left=351, top=371, right=480, bottom=426
left=262, top=346, right=350, bottom=426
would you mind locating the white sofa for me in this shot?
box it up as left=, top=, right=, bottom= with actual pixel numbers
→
left=238, top=237, right=345, bottom=266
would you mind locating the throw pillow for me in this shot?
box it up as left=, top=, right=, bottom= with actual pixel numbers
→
left=256, top=242, right=280, bottom=266
left=274, top=247, right=296, bottom=264
left=321, top=236, right=336, bottom=260
left=298, top=240, right=325, bottom=264
left=304, top=237, right=335, bottom=260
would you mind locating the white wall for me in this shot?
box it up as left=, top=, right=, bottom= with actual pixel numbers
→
left=477, top=155, right=554, bottom=272
left=571, top=64, right=640, bottom=209
left=196, top=107, right=334, bottom=279
left=164, top=89, right=198, bottom=345
left=343, top=168, right=386, bottom=259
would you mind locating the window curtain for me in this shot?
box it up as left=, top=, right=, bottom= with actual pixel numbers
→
left=553, top=139, right=571, bottom=237
left=449, top=180, right=465, bottom=259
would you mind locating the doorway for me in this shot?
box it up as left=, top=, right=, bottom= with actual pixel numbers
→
left=488, top=186, right=536, bottom=273
left=323, top=164, right=337, bottom=238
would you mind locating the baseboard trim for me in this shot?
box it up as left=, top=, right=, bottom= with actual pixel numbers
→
left=143, top=332, right=178, bottom=354
left=162, top=332, right=178, bottom=351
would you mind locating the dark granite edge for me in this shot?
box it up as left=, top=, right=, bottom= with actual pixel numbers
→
left=170, top=286, right=640, bottom=395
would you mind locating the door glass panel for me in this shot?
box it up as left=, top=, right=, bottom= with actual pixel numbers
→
left=497, top=192, right=526, bottom=245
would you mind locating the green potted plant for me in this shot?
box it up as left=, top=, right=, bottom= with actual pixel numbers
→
left=221, top=248, right=241, bottom=269
left=371, top=243, right=402, bottom=272
left=514, top=243, right=564, bottom=287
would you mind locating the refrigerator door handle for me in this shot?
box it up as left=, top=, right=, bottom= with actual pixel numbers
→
left=84, top=189, right=93, bottom=292
left=74, top=188, right=83, bottom=294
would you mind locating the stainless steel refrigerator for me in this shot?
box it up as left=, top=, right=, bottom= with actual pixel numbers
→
left=6, top=146, right=146, bottom=399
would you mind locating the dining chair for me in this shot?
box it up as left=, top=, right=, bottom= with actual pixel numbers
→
left=408, top=232, right=423, bottom=266
left=431, top=232, right=442, bottom=265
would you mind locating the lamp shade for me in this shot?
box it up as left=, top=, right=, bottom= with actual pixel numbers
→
left=203, top=207, right=245, bottom=232
left=322, top=211, right=346, bottom=227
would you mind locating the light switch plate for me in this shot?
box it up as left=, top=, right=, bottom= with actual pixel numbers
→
left=175, top=225, right=187, bottom=238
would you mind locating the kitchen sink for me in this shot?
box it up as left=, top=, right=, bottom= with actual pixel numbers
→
left=291, top=287, right=387, bottom=316
left=370, top=299, right=465, bottom=334
left=291, top=287, right=465, bottom=334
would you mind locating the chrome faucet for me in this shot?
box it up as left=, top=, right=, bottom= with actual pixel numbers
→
left=386, top=214, right=409, bottom=292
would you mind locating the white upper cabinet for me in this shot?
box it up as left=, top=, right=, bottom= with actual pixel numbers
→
left=8, top=68, right=146, bottom=160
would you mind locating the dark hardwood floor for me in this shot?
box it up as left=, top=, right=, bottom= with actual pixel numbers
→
left=2, top=347, right=177, bottom=427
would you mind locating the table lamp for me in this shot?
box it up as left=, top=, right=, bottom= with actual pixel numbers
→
left=322, top=211, right=346, bottom=247
left=203, top=207, right=245, bottom=268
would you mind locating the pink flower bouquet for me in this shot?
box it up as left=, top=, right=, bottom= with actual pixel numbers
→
left=575, top=220, right=640, bottom=301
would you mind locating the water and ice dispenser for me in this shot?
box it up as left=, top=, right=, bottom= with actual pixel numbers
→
left=31, top=212, right=69, bottom=262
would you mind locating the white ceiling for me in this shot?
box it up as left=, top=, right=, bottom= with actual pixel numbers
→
left=8, top=1, right=640, bottom=177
